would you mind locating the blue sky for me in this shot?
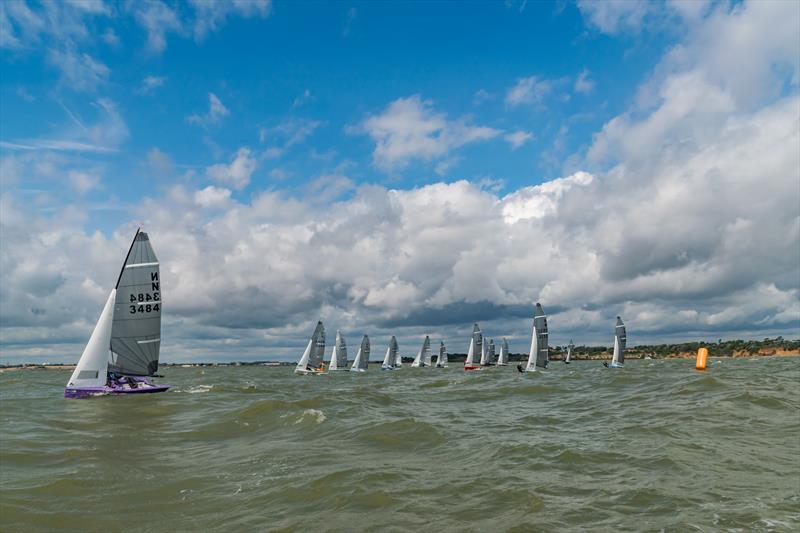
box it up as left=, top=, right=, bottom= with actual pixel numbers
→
left=1, top=0, right=798, bottom=363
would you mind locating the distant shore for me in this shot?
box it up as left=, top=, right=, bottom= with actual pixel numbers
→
left=2, top=343, right=797, bottom=372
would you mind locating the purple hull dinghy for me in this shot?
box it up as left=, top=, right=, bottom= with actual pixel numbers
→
left=65, top=230, right=169, bottom=399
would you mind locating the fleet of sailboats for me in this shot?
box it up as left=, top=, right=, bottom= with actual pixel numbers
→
left=65, top=230, right=633, bottom=399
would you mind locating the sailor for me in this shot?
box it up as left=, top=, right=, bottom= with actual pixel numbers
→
left=603, top=361, right=609, bottom=368
left=516, top=364, right=524, bottom=373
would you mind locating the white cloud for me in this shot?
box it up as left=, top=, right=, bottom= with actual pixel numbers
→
left=46, top=47, right=109, bottom=92
left=131, top=0, right=182, bottom=54
left=146, top=147, right=173, bottom=174
left=292, top=89, right=314, bottom=108
left=189, top=0, right=271, bottom=41
left=138, top=75, right=166, bottom=95
left=195, top=185, right=232, bottom=208
left=187, top=93, right=230, bottom=126
left=67, top=169, right=101, bottom=194
left=577, top=0, right=652, bottom=35
left=505, top=76, right=554, bottom=107
left=504, top=130, right=533, bottom=150
left=205, top=147, right=257, bottom=189
left=574, top=68, right=595, bottom=94
left=362, top=95, right=501, bottom=170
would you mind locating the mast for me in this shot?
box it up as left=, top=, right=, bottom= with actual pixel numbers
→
left=525, top=303, right=549, bottom=372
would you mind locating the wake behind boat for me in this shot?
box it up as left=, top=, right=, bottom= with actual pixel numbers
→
left=295, top=321, right=326, bottom=375
left=524, top=303, right=549, bottom=373
left=65, top=230, right=169, bottom=398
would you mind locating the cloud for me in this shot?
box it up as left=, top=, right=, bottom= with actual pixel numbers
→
left=146, top=147, right=173, bottom=174
left=205, top=147, right=257, bottom=189
left=574, top=68, right=595, bottom=94
left=577, top=0, right=652, bottom=35
left=361, top=95, right=501, bottom=170
left=189, top=0, right=271, bottom=41
left=259, top=118, right=321, bottom=158
left=131, top=0, right=182, bottom=53
left=67, top=169, right=101, bottom=194
left=342, top=7, right=357, bottom=37
left=505, top=76, right=554, bottom=107
left=194, top=185, right=232, bottom=208
left=187, top=93, right=230, bottom=126
left=292, top=89, right=314, bottom=108
left=46, top=46, right=109, bottom=92
left=138, top=75, right=166, bottom=95
left=504, top=130, right=533, bottom=150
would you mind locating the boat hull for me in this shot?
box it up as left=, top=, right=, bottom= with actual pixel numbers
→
left=464, top=365, right=482, bottom=371
left=65, top=377, right=169, bottom=399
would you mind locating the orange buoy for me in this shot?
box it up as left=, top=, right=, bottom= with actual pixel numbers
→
left=696, top=347, right=708, bottom=370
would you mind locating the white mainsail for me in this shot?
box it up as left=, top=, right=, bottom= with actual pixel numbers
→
left=66, top=290, right=116, bottom=390
left=436, top=341, right=448, bottom=368
left=497, top=338, right=509, bottom=365
left=525, top=303, right=549, bottom=372
left=611, top=317, right=626, bottom=367
left=351, top=334, right=370, bottom=372
left=295, top=321, right=325, bottom=374
left=465, top=323, right=482, bottom=367
left=565, top=339, right=574, bottom=363
left=328, top=330, right=348, bottom=371
left=411, top=335, right=431, bottom=367
left=382, top=335, right=399, bottom=369
left=109, top=230, right=162, bottom=376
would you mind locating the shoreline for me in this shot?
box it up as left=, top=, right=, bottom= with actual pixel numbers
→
left=2, top=350, right=797, bottom=372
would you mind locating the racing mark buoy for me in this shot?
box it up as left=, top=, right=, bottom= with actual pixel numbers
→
left=696, top=347, right=708, bottom=371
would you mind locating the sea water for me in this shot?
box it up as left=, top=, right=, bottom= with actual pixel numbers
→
left=1, top=357, right=798, bottom=531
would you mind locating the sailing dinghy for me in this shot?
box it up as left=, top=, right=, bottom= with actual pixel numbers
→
left=435, top=341, right=448, bottom=368
left=607, top=317, right=626, bottom=368
left=382, top=336, right=399, bottom=370
left=464, top=323, right=483, bottom=371
left=65, top=230, right=169, bottom=398
left=328, top=330, right=348, bottom=371
left=481, top=338, right=495, bottom=367
left=350, top=335, right=370, bottom=372
left=524, top=303, right=549, bottom=373
left=295, top=321, right=326, bottom=375
left=565, top=339, right=574, bottom=364
left=496, top=338, right=509, bottom=366
left=411, top=335, right=432, bottom=367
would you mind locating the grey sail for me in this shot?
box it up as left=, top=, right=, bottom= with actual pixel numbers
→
left=488, top=339, right=496, bottom=363
left=389, top=335, right=399, bottom=366
left=310, top=321, right=326, bottom=369
left=473, top=323, right=483, bottom=359
left=109, top=230, right=162, bottom=376
left=612, top=317, right=627, bottom=365
left=354, top=335, right=370, bottom=370
left=436, top=341, right=448, bottom=367
left=566, top=339, right=574, bottom=363
left=497, top=338, right=509, bottom=365
left=532, top=303, right=549, bottom=369
left=332, top=330, right=348, bottom=369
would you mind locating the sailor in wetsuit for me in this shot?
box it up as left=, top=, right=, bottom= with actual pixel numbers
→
left=516, top=364, right=524, bottom=373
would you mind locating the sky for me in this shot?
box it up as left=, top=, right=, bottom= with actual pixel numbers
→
left=1, top=0, right=798, bottom=364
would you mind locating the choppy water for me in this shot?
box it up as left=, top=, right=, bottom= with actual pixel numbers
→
left=1, top=357, right=799, bottom=532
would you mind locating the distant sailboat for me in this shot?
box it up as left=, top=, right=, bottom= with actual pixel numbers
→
left=65, top=229, right=169, bottom=398
left=295, top=321, right=326, bottom=375
left=524, top=303, right=549, bottom=372
left=382, top=335, right=399, bottom=370
left=435, top=341, right=448, bottom=368
left=411, top=335, right=431, bottom=368
left=328, top=330, right=348, bottom=371
left=350, top=335, right=370, bottom=372
left=481, top=338, right=496, bottom=366
left=564, top=339, right=574, bottom=364
left=607, top=317, right=626, bottom=368
left=496, top=338, right=509, bottom=366
left=464, top=323, right=483, bottom=371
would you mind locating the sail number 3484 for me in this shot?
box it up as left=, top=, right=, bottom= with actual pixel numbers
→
left=129, top=292, right=160, bottom=314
